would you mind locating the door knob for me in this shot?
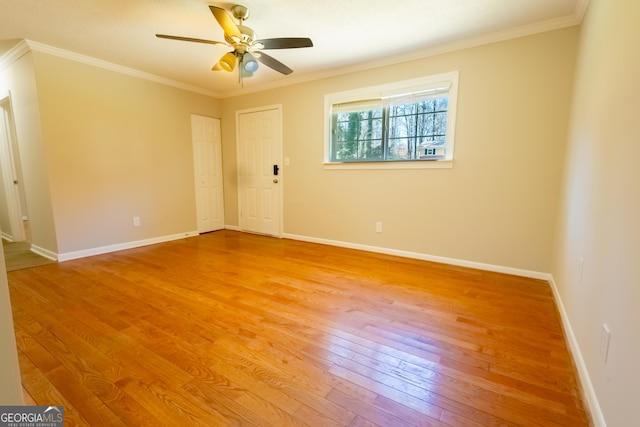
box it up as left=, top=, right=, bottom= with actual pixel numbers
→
left=273, top=179, right=278, bottom=183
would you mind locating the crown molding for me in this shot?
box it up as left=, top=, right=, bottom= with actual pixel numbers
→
left=219, top=6, right=589, bottom=98
left=0, top=40, right=31, bottom=72
left=2, top=1, right=590, bottom=99
left=574, top=0, right=591, bottom=21
left=24, top=40, right=221, bottom=98
left=0, top=39, right=221, bottom=98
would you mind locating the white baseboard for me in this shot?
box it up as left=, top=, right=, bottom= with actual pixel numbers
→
left=548, top=276, right=606, bottom=427
left=1, top=232, right=13, bottom=242
left=282, top=232, right=550, bottom=280
left=30, top=244, right=58, bottom=261
left=224, top=224, right=241, bottom=231
left=57, top=231, right=199, bottom=262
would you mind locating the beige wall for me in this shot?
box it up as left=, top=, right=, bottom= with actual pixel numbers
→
left=0, top=44, right=222, bottom=406
left=0, top=240, right=23, bottom=404
left=31, top=51, right=221, bottom=254
left=221, top=27, right=579, bottom=273
left=0, top=51, right=58, bottom=252
left=552, top=0, right=640, bottom=425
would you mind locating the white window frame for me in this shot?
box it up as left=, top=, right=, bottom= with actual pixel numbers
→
left=324, top=71, right=459, bottom=170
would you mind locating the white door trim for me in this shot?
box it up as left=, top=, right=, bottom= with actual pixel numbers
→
left=235, top=104, right=283, bottom=237
left=0, top=93, right=26, bottom=242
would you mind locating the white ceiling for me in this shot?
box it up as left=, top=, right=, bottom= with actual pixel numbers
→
left=0, top=0, right=587, bottom=98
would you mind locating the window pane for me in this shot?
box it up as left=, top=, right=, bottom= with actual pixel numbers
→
left=336, top=112, right=350, bottom=122
left=434, top=112, right=447, bottom=135
left=358, top=117, right=382, bottom=140
left=387, top=137, right=421, bottom=160
left=359, top=109, right=382, bottom=119
left=363, top=138, right=383, bottom=160
left=328, top=74, right=455, bottom=163
left=387, top=95, right=449, bottom=160
left=419, top=114, right=434, bottom=135
left=435, top=97, right=448, bottom=111
left=418, top=99, right=436, bottom=113
left=332, top=109, right=383, bottom=161
left=388, top=116, right=407, bottom=139
left=389, top=103, right=417, bottom=116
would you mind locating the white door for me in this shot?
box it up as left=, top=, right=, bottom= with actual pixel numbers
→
left=237, top=107, right=282, bottom=236
left=191, top=115, right=225, bottom=233
left=0, top=97, right=26, bottom=242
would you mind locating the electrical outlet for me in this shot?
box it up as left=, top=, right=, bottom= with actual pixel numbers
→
left=600, top=324, right=611, bottom=362
left=133, top=216, right=141, bottom=227
left=375, top=221, right=382, bottom=233
left=578, top=257, right=584, bottom=283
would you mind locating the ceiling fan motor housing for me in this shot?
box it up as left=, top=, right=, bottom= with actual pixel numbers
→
left=231, top=5, right=250, bottom=21
left=225, top=24, right=257, bottom=53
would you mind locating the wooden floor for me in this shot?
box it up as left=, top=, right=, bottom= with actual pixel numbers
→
left=8, top=231, right=589, bottom=426
left=3, top=240, right=56, bottom=271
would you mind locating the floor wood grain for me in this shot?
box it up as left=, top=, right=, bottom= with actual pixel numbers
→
left=8, top=230, right=589, bottom=426
left=2, top=240, right=56, bottom=271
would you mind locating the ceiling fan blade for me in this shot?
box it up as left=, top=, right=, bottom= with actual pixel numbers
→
left=209, top=5, right=241, bottom=39
left=257, top=52, right=293, bottom=75
left=257, top=38, right=313, bottom=49
left=156, top=34, right=227, bottom=46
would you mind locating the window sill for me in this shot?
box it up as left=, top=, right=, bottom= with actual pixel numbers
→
left=323, top=159, right=453, bottom=170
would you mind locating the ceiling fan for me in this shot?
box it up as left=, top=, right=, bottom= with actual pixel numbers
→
left=156, top=4, right=313, bottom=82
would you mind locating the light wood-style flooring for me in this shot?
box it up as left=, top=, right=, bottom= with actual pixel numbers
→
left=8, top=231, right=589, bottom=426
left=3, top=240, right=56, bottom=271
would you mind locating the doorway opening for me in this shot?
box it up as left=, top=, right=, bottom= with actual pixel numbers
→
left=0, top=94, right=48, bottom=270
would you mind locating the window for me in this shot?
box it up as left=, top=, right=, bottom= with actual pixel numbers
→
left=324, top=71, right=458, bottom=169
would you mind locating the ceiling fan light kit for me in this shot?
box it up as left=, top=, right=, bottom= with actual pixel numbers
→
left=218, top=52, right=236, bottom=72
left=156, top=4, right=313, bottom=85
left=243, top=53, right=259, bottom=73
